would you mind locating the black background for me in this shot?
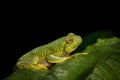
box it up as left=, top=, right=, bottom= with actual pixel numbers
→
left=1, top=2, right=120, bottom=79
left=1, top=8, right=120, bottom=79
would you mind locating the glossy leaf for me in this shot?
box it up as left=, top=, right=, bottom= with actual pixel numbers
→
left=4, top=37, right=120, bottom=80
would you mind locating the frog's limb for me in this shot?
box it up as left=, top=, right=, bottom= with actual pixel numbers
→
left=24, top=64, right=48, bottom=70
left=47, top=54, right=72, bottom=63
left=17, top=57, right=48, bottom=70
left=71, top=52, right=88, bottom=57
left=33, top=64, right=48, bottom=70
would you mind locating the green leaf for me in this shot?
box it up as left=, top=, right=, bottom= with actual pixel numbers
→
left=3, top=37, right=120, bottom=80
left=4, top=69, right=47, bottom=80
left=86, top=50, right=120, bottom=80
left=43, top=37, right=120, bottom=80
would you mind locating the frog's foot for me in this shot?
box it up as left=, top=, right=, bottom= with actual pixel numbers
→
left=71, top=52, right=88, bottom=58
left=71, top=54, right=80, bottom=58
left=81, top=52, right=88, bottom=55
left=33, top=64, right=48, bottom=70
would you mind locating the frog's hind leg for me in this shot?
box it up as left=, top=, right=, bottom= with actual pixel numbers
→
left=17, top=61, right=48, bottom=70
left=17, top=57, right=48, bottom=70
left=36, top=59, right=53, bottom=70
left=33, top=64, right=48, bottom=70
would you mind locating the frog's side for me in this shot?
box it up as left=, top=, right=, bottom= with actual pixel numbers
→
left=16, top=33, right=82, bottom=70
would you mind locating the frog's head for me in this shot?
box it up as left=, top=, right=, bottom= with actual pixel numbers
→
left=64, top=33, right=82, bottom=54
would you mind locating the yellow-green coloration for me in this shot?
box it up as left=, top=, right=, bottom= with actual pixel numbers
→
left=16, top=33, right=82, bottom=70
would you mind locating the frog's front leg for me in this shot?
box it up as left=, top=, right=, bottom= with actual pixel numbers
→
left=47, top=54, right=72, bottom=63
left=71, top=52, right=88, bottom=57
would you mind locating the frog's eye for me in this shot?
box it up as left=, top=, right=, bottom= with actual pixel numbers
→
left=66, top=37, right=74, bottom=43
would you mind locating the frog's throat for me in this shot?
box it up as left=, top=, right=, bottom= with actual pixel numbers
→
left=62, top=50, right=68, bottom=56
left=62, top=44, right=69, bottom=56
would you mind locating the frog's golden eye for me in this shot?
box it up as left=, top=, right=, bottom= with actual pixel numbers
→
left=66, top=37, right=74, bottom=43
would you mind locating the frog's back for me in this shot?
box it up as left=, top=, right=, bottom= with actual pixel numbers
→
left=18, top=36, right=66, bottom=61
left=18, top=45, right=49, bottom=61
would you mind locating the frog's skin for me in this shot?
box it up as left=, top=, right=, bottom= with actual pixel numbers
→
left=16, top=33, right=82, bottom=70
